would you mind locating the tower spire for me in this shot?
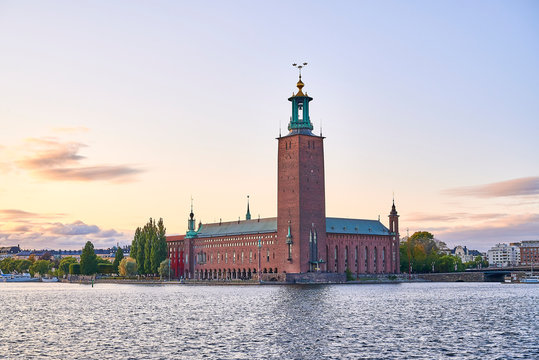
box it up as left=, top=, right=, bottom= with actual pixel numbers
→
left=246, top=195, right=251, bottom=220
left=287, top=62, right=314, bottom=134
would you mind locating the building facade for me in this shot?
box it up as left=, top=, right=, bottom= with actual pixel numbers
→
left=167, top=76, right=400, bottom=281
left=519, top=240, right=539, bottom=266
left=487, top=243, right=520, bottom=267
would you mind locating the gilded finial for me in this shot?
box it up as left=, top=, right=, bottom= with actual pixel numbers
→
left=292, top=62, right=307, bottom=96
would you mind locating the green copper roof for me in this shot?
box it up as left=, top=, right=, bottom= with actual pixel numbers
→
left=192, top=217, right=391, bottom=237
left=326, top=218, right=391, bottom=236
left=196, top=218, right=277, bottom=238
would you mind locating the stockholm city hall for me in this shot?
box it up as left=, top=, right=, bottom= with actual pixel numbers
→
left=166, top=71, right=400, bottom=282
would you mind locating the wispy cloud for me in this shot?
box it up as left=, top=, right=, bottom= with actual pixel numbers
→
left=0, top=211, right=129, bottom=249
left=406, top=212, right=506, bottom=222
left=14, top=137, right=143, bottom=182
left=443, top=177, right=539, bottom=198
left=38, top=165, right=142, bottom=182
left=0, top=209, right=65, bottom=221
left=432, top=214, right=539, bottom=250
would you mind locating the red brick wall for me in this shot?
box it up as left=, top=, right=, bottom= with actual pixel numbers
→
left=326, top=233, right=395, bottom=274
left=277, top=134, right=326, bottom=274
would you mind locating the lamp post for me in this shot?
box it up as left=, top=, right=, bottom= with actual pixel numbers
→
left=258, top=237, right=262, bottom=284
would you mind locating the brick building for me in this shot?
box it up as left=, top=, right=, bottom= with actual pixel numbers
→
left=519, top=240, right=539, bottom=266
left=167, top=75, right=400, bottom=281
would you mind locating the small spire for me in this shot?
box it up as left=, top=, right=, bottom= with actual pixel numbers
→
left=246, top=195, right=251, bottom=220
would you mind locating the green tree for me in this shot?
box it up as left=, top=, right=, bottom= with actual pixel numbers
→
left=119, top=257, right=137, bottom=277
left=16, top=259, right=32, bottom=273
left=69, top=263, right=81, bottom=275
left=58, top=257, right=78, bottom=276
left=144, top=219, right=155, bottom=274
left=96, top=257, right=111, bottom=265
left=158, top=259, right=170, bottom=279
left=80, top=241, right=98, bottom=275
left=112, top=247, right=124, bottom=274
left=0, top=258, right=14, bottom=273
left=30, top=260, right=51, bottom=277
left=97, top=263, right=114, bottom=274
left=134, top=227, right=146, bottom=275
left=152, top=218, right=168, bottom=273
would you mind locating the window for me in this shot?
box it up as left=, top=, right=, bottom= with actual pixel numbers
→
left=334, top=246, right=338, bottom=272
left=267, top=249, right=270, bottom=262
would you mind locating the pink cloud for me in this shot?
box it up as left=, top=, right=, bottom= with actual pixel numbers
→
left=443, top=177, right=539, bottom=198
left=13, top=137, right=144, bottom=182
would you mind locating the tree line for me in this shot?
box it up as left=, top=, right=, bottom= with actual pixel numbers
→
left=400, top=231, right=488, bottom=273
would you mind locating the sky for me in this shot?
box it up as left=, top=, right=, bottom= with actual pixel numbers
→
left=0, top=1, right=537, bottom=251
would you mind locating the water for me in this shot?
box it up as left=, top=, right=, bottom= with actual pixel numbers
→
left=0, top=282, right=537, bottom=359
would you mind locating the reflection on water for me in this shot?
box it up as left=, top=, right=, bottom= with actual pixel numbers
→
left=0, top=282, right=537, bottom=359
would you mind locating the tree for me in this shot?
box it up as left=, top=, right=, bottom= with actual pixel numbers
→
left=30, top=260, right=51, bottom=277
left=69, top=263, right=81, bottom=275
left=152, top=218, right=168, bottom=273
left=16, top=259, right=32, bottom=273
left=119, top=257, right=137, bottom=277
left=1, top=258, right=14, bottom=273
left=112, top=247, right=124, bottom=274
left=158, top=259, right=169, bottom=279
left=97, top=263, right=114, bottom=274
left=144, top=219, right=154, bottom=274
left=134, top=227, right=146, bottom=275
left=58, top=257, right=78, bottom=276
left=96, top=257, right=111, bottom=265
left=80, top=241, right=98, bottom=275
left=39, top=252, right=53, bottom=261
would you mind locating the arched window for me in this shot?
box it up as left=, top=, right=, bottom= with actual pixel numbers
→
left=249, top=250, right=253, bottom=263
left=233, top=251, right=236, bottom=264
left=382, top=247, right=386, bottom=273
left=365, top=246, right=368, bottom=273
left=217, top=252, right=220, bottom=264
left=225, top=252, right=228, bottom=264
left=326, top=245, right=329, bottom=271
left=334, top=245, right=338, bottom=272
left=344, top=246, right=349, bottom=270
left=374, top=247, right=378, bottom=272
left=241, top=250, right=244, bottom=264
left=355, top=246, right=358, bottom=273
left=267, top=249, right=270, bottom=262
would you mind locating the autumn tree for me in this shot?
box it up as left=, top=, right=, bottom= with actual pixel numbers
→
left=119, top=257, right=137, bottom=276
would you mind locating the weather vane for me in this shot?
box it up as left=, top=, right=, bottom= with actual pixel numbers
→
left=292, top=62, right=308, bottom=79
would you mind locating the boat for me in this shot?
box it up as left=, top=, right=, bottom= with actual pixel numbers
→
left=41, top=277, right=59, bottom=282
left=1, top=273, right=40, bottom=282
left=521, top=275, right=539, bottom=284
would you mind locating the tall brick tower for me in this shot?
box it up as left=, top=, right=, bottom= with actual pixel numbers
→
left=277, top=72, right=326, bottom=274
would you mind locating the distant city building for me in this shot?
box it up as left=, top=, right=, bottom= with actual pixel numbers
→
left=519, top=240, right=539, bottom=267
left=0, top=245, right=21, bottom=259
left=10, top=246, right=129, bottom=261
left=487, top=243, right=520, bottom=267
left=451, top=245, right=481, bottom=263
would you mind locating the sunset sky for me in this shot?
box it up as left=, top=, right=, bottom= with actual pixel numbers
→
left=1, top=1, right=537, bottom=251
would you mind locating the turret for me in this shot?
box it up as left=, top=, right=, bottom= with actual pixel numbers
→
left=246, top=195, right=251, bottom=220
left=287, top=63, right=314, bottom=134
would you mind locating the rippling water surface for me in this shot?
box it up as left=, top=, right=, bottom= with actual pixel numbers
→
left=0, top=282, right=537, bottom=359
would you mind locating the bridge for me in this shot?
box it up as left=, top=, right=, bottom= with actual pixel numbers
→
left=414, top=267, right=531, bottom=282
